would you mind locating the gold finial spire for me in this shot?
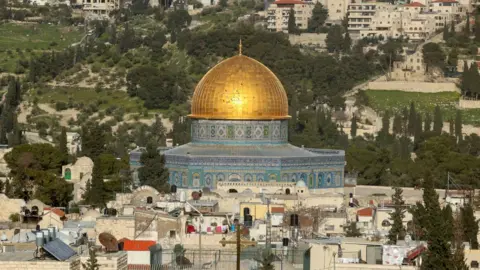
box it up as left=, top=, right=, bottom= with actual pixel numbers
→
left=239, top=39, right=242, bottom=55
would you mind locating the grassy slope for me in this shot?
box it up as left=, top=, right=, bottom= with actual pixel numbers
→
left=365, top=90, right=480, bottom=126
left=0, top=23, right=83, bottom=72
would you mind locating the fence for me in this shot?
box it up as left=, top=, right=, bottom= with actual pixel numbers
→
left=151, top=248, right=308, bottom=270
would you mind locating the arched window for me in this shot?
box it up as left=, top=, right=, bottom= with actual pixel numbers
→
left=147, top=196, right=153, bottom=204
left=31, top=206, right=39, bottom=215
left=64, top=168, right=72, bottom=180
left=228, top=189, right=238, bottom=193
left=285, top=188, right=291, bottom=195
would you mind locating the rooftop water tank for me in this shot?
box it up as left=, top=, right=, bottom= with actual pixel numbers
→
left=35, top=231, right=44, bottom=247
left=179, top=191, right=186, bottom=202
left=42, top=229, right=50, bottom=243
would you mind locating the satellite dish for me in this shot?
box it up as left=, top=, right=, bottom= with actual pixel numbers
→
left=99, top=232, right=119, bottom=252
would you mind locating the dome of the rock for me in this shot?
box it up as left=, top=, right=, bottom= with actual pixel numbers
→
left=189, top=55, right=289, bottom=120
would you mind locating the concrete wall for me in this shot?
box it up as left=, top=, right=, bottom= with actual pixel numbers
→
left=126, top=250, right=150, bottom=265
left=459, top=99, right=480, bottom=109
left=367, top=81, right=459, bottom=93
left=80, top=251, right=127, bottom=270
left=0, top=257, right=80, bottom=270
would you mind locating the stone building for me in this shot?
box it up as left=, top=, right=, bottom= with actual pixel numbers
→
left=163, top=49, right=345, bottom=193
left=266, top=0, right=316, bottom=32
left=62, top=157, right=93, bottom=202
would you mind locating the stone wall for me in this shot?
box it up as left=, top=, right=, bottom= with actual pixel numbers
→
left=288, top=33, right=327, bottom=49
left=367, top=81, right=459, bottom=92
left=95, top=217, right=135, bottom=245
left=459, top=99, right=480, bottom=109
left=0, top=257, right=80, bottom=270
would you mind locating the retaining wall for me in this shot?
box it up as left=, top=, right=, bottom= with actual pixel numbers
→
left=367, top=81, right=459, bottom=93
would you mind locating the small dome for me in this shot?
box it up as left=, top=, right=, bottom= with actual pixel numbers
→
left=296, top=180, right=306, bottom=188
left=189, top=55, right=290, bottom=120
left=74, top=157, right=94, bottom=167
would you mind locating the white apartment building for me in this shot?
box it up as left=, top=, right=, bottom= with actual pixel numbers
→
left=267, top=0, right=315, bottom=32
left=347, top=2, right=396, bottom=35
left=429, top=0, right=460, bottom=15
left=403, top=17, right=436, bottom=41
left=318, top=0, right=350, bottom=23
left=82, top=0, right=121, bottom=18
left=398, top=1, right=427, bottom=15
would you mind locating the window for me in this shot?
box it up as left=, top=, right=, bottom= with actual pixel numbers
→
left=325, top=225, right=335, bottom=231
left=64, top=168, right=72, bottom=180
left=170, top=230, right=176, bottom=238
left=147, top=196, right=153, bottom=204
left=471, top=261, right=479, bottom=268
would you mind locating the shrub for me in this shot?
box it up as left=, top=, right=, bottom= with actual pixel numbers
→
left=9, top=213, right=20, bottom=222
left=91, top=63, right=102, bottom=73
left=55, top=101, right=68, bottom=111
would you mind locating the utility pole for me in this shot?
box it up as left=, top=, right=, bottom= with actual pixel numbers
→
left=236, top=223, right=240, bottom=270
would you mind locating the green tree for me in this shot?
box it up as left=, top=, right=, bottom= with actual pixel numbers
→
left=387, top=187, right=406, bottom=244
left=33, top=172, right=73, bottom=207
left=476, top=14, right=480, bottom=42
left=392, top=114, right=403, bottom=136
left=343, top=31, right=352, bottom=53
left=414, top=113, right=423, bottom=146
left=433, top=105, right=443, bottom=135
left=443, top=21, right=449, bottom=41
left=288, top=8, right=299, bottom=34
left=465, top=13, right=470, bottom=36
left=86, top=159, right=107, bottom=206
left=350, top=115, right=357, bottom=138
left=449, top=118, right=455, bottom=136
left=442, top=204, right=454, bottom=243
left=81, top=123, right=108, bottom=160
left=326, top=25, right=343, bottom=53
left=82, top=247, right=100, bottom=270
left=219, top=0, right=227, bottom=8
left=407, top=102, right=416, bottom=136
left=447, top=47, right=458, bottom=67
left=418, top=171, right=453, bottom=270
left=138, top=143, right=170, bottom=192
left=467, top=62, right=480, bottom=99
left=345, top=222, right=362, bottom=237
left=307, top=3, right=328, bottom=33
left=461, top=203, right=479, bottom=249
left=455, top=110, right=462, bottom=140
left=58, top=127, right=68, bottom=163
left=422, top=42, right=446, bottom=74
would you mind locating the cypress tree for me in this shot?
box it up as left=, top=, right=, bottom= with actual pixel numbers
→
left=465, top=13, right=470, bottom=36
left=443, top=204, right=454, bottom=243
left=138, top=142, right=170, bottom=193
left=59, top=127, right=68, bottom=162
left=82, top=247, right=100, bottom=270
left=414, top=113, right=422, bottom=145
left=381, top=110, right=390, bottom=135
left=450, top=19, right=455, bottom=36
left=399, top=136, right=410, bottom=160
left=420, top=171, right=453, bottom=270
left=343, top=31, right=352, bottom=53
left=288, top=8, right=298, bottom=35
left=468, top=62, right=480, bottom=99
left=455, top=110, right=462, bottom=140
left=460, top=61, right=470, bottom=95
left=402, top=107, right=409, bottom=134
left=392, top=114, right=403, bottom=136
left=443, top=21, right=449, bottom=41
left=88, top=159, right=106, bottom=206
left=8, top=114, right=22, bottom=147
left=424, top=113, right=432, bottom=132
left=350, top=115, right=357, bottom=138
left=433, top=105, right=443, bottom=135
left=461, top=203, right=479, bottom=249
left=407, top=102, right=416, bottom=136
left=449, top=118, right=455, bottom=136
left=475, top=14, right=480, bottom=42
left=387, top=187, right=406, bottom=244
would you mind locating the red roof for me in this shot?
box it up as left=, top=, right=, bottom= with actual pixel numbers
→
left=404, top=2, right=425, bottom=7
left=271, top=207, right=285, bottom=214
left=128, top=265, right=151, bottom=270
left=357, top=208, right=374, bottom=217
left=122, top=240, right=156, bottom=251
left=44, top=207, right=65, bottom=217
left=274, top=0, right=305, bottom=4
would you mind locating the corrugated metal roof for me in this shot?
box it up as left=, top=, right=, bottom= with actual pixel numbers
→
left=43, top=238, right=77, bottom=261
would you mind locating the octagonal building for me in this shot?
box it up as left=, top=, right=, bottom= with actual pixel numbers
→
left=163, top=51, right=345, bottom=194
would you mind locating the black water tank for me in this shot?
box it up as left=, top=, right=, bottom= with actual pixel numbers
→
left=282, top=238, right=289, bottom=247
left=243, top=207, right=250, bottom=216
left=290, top=214, right=299, bottom=227
left=171, top=185, right=177, bottom=194
left=244, top=215, right=253, bottom=227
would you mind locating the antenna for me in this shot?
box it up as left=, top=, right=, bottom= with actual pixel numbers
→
left=99, top=232, right=119, bottom=252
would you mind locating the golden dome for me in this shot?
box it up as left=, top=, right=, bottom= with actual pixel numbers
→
left=189, top=55, right=290, bottom=120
